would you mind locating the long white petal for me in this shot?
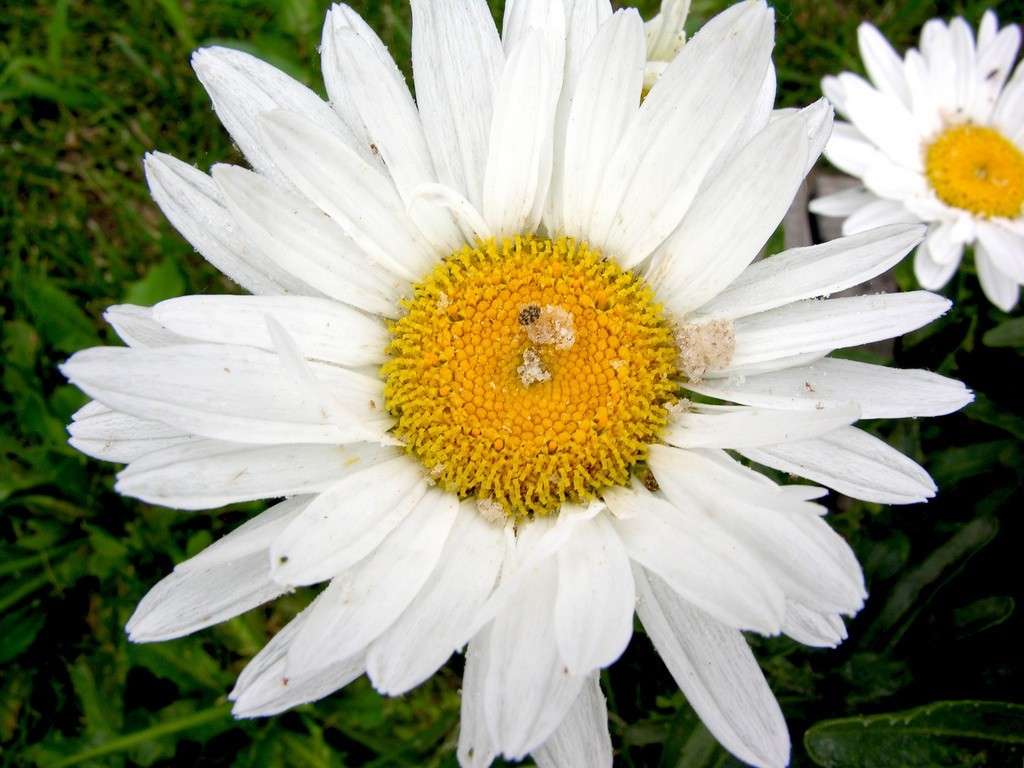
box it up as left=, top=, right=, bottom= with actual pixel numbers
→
left=561, top=9, right=646, bottom=239
left=483, top=32, right=555, bottom=237
left=211, top=164, right=406, bottom=316
left=976, top=221, right=1024, bottom=284
left=722, top=292, right=951, bottom=372
left=269, top=456, right=427, bottom=586
left=68, top=402, right=194, bottom=464
left=837, top=72, right=922, bottom=171
left=458, top=628, right=498, bottom=768
left=693, top=224, right=925, bottom=320
left=257, top=110, right=435, bottom=282
left=664, top=403, right=860, bottom=449
left=591, top=0, right=774, bottom=265
left=842, top=198, right=921, bottom=235
left=483, top=555, right=587, bottom=759
left=554, top=513, right=635, bottom=675
left=634, top=568, right=790, bottom=768
left=688, top=357, right=972, bottom=419
left=646, top=112, right=809, bottom=314
left=740, top=425, right=937, bottom=504
left=367, top=503, right=505, bottom=695
left=823, top=122, right=887, bottom=178
left=152, top=295, right=388, bottom=367
left=143, top=153, right=293, bottom=295
left=103, top=305, right=192, bottom=348
left=782, top=600, right=848, bottom=649
left=115, top=440, right=396, bottom=510
left=230, top=597, right=366, bottom=718
left=976, top=244, right=1021, bottom=311
left=857, top=23, right=911, bottom=106
left=126, top=497, right=309, bottom=640
left=411, top=0, right=504, bottom=211
left=808, top=187, right=877, bottom=217
left=649, top=447, right=864, bottom=614
left=191, top=46, right=360, bottom=186
left=284, top=487, right=458, bottom=677
left=604, top=482, right=785, bottom=634
left=61, top=344, right=388, bottom=446
left=533, top=674, right=613, bottom=768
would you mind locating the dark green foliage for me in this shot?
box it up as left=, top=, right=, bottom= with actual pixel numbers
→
left=2, top=0, right=1022, bottom=766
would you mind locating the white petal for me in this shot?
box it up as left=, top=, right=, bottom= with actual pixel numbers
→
left=560, top=9, right=646, bottom=240
left=858, top=23, right=911, bottom=106
left=634, top=568, right=790, bottom=768
left=458, top=628, right=498, bottom=768
left=649, top=447, right=864, bottom=614
left=483, top=556, right=587, bottom=759
left=920, top=19, right=957, bottom=115
left=842, top=198, right=921, bottom=235
left=688, top=357, right=972, bottom=419
left=231, top=600, right=366, bottom=718
left=152, top=295, right=388, bottom=367
left=644, top=0, right=689, bottom=62
left=61, top=344, right=387, bottom=446
left=284, top=487, right=458, bottom=677
left=103, top=305, right=191, bottom=348
left=903, top=49, right=943, bottom=138
left=808, top=187, right=877, bottom=217
left=68, top=402, right=194, bottom=464
left=411, top=0, right=504, bottom=211
left=410, top=183, right=493, bottom=242
left=993, top=59, right=1024, bottom=142
left=693, top=223, right=924, bottom=321
left=949, top=18, right=977, bottom=113
left=823, top=122, right=887, bottom=178
left=971, top=24, right=1020, bottom=121
left=604, top=481, right=785, bottom=634
left=913, top=242, right=961, bottom=290
left=862, top=158, right=929, bottom=200
left=723, top=292, right=951, bottom=372
left=257, top=110, right=435, bottom=282
left=324, top=12, right=465, bottom=252
left=740, top=425, right=937, bottom=504
left=533, top=674, right=612, bottom=768
left=367, top=502, right=505, bottom=695
left=782, top=600, right=848, bottom=649
left=115, top=440, right=396, bottom=510
left=838, top=72, right=923, bottom=170
left=191, top=46, right=360, bottom=186
left=143, top=153, right=291, bottom=295
left=554, top=513, right=634, bottom=674
left=645, top=111, right=810, bottom=315
left=976, top=221, right=1024, bottom=284
left=211, top=164, right=405, bottom=316
left=976, top=244, right=1021, bottom=311
left=591, top=0, right=774, bottom=265
left=821, top=74, right=847, bottom=115
left=269, top=456, right=428, bottom=586
left=483, top=32, right=555, bottom=237
left=665, top=403, right=860, bottom=449
left=126, top=497, right=309, bottom=641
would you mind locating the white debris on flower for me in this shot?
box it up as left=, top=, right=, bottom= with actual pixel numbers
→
left=517, top=346, right=551, bottom=386
left=526, top=305, right=575, bottom=350
left=675, top=319, right=735, bottom=382
left=475, top=497, right=506, bottom=524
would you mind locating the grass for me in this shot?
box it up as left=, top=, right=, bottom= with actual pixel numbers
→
left=2, top=0, right=1023, bottom=766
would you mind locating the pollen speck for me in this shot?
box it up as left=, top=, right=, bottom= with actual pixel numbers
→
left=382, top=236, right=679, bottom=519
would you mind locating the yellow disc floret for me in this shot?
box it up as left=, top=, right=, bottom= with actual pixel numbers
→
left=925, top=124, right=1024, bottom=218
left=382, top=236, right=679, bottom=520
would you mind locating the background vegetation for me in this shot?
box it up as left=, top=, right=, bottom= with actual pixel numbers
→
left=2, top=0, right=1023, bottom=765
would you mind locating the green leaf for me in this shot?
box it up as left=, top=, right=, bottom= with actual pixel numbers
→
left=123, top=256, right=185, bottom=306
left=981, top=316, right=1024, bottom=347
left=0, top=607, right=46, bottom=664
left=20, top=276, right=101, bottom=354
left=963, top=393, right=1024, bottom=440
left=952, top=596, right=1015, bottom=640
left=805, top=700, right=1024, bottom=767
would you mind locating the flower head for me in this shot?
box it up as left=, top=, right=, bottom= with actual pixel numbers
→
left=814, top=11, right=1024, bottom=310
left=62, top=1, right=971, bottom=766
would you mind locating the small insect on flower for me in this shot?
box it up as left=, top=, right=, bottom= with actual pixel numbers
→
left=60, top=1, right=972, bottom=766
left=814, top=11, right=1024, bottom=311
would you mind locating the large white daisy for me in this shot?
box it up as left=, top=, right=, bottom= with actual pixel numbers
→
left=813, top=11, right=1024, bottom=311
left=62, top=1, right=971, bottom=766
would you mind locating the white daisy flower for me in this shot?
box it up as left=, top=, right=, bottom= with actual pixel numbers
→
left=62, top=1, right=971, bottom=766
left=813, top=11, right=1024, bottom=311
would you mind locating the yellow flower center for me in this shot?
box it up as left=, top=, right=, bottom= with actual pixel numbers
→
left=383, top=236, right=679, bottom=520
left=924, top=124, right=1024, bottom=218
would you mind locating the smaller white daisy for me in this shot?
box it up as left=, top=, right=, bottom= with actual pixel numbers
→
left=813, top=11, right=1024, bottom=311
